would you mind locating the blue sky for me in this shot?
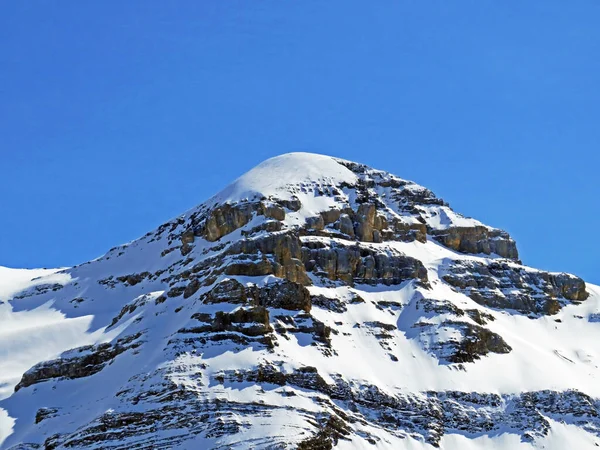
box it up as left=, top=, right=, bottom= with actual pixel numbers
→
left=1, top=1, right=599, bottom=283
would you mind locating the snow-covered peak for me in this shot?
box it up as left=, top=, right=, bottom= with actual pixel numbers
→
left=186, top=152, right=516, bottom=261
left=208, top=152, right=358, bottom=205
left=1, top=154, right=598, bottom=449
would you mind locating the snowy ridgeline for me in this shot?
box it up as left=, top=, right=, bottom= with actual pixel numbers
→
left=0, top=153, right=599, bottom=449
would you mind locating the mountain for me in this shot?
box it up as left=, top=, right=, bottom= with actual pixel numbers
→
left=1, top=152, right=599, bottom=449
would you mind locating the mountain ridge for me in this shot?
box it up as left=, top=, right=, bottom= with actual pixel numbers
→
left=0, top=152, right=598, bottom=449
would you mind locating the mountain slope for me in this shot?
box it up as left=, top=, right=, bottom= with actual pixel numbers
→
left=1, top=152, right=599, bottom=449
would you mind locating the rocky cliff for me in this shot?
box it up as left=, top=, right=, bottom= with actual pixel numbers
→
left=1, top=153, right=599, bottom=449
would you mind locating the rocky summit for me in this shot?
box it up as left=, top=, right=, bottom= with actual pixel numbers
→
left=1, top=152, right=599, bottom=449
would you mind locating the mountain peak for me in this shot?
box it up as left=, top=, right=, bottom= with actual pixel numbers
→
left=192, top=152, right=518, bottom=261
left=1, top=154, right=598, bottom=449
left=209, top=152, right=358, bottom=205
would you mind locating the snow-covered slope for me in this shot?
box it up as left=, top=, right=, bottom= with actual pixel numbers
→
left=1, top=153, right=599, bottom=449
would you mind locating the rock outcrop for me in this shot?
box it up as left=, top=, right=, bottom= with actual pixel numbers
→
left=15, top=333, right=142, bottom=392
left=168, top=156, right=520, bottom=264
left=188, top=306, right=272, bottom=337
left=443, top=260, right=589, bottom=315
left=301, top=238, right=428, bottom=286
left=430, top=226, right=519, bottom=260
left=401, top=295, right=510, bottom=363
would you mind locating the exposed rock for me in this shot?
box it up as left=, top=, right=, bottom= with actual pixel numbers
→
left=465, top=309, right=495, bottom=325
left=31, top=381, right=600, bottom=450
left=321, top=208, right=342, bottom=225
left=263, top=204, right=285, bottom=221
left=400, top=294, right=509, bottom=364
left=180, top=243, right=193, bottom=256
left=306, top=215, right=325, bottom=231
left=167, top=286, right=186, bottom=297
left=312, top=319, right=333, bottom=344
left=194, top=201, right=289, bottom=242
left=226, top=232, right=311, bottom=284
left=188, top=307, right=272, bottom=337
left=224, top=258, right=275, bottom=278
left=416, top=297, right=464, bottom=316
left=218, top=363, right=600, bottom=447
left=35, top=407, right=59, bottom=424
left=353, top=203, right=377, bottom=242
left=183, top=279, right=201, bottom=299
left=445, top=321, right=512, bottom=364
left=116, top=272, right=151, bottom=286
left=213, top=307, right=271, bottom=337
left=161, top=247, right=176, bottom=257
left=363, top=321, right=397, bottom=341
left=15, top=334, right=142, bottom=392
left=180, top=230, right=195, bottom=245
left=443, top=260, right=589, bottom=315
left=552, top=272, right=589, bottom=301
left=297, top=414, right=350, bottom=450
left=337, top=214, right=355, bottom=238
left=312, top=294, right=348, bottom=313
left=108, top=294, right=153, bottom=328
left=242, top=220, right=283, bottom=237
left=258, top=280, right=312, bottom=312
left=276, top=197, right=301, bottom=211
left=302, top=239, right=428, bottom=286
left=13, top=283, right=64, bottom=300
left=273, top=314, right=333, bottom=349
left=203, top=279, right=311, bottom=313
left=203, top=278, right=250, bottom=304
left=199, top=203, right=257, bottom=242
left=431, top=226, right=519, bottom=260
left=391, top=219, right=428, bottom=243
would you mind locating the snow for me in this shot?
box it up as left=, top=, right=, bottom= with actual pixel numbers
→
left=0, top=268, right=125, bottom=446
left=208, top=152, right=358, bottom=205
left=420, top=205, right=485, bottom=231
left=0, top=267, right=64, bottom=302
left=0, top=268, right=99, bottom=399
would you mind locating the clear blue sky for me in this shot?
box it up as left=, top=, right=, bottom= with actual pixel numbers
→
left=1, top=1, right=599, bottom=284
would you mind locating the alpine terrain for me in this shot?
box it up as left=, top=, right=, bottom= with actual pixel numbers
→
left=1, top=152, right=599, bottom=450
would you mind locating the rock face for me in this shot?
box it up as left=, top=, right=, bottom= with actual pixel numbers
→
left=443, top=321, right=512, bottom=363
left=202, top=279, right=312, bottom=312
left=198, top=203, right=257, bottom=242
left=430, top=226, right=519, bottom=260
left=1, top=153, right=596, bottom=450
left=399, top=294, right=511, bottom=364
left=443, top=260, right=589, bottom=315
left=257, top=280, right=312, bottom=312
left=301, top=238, right=428, bottom=286
left=15, top=334, right=142, bottom=392
left=203, top=278, right=250, bottom=304
left=189, top=306, right=272, bottom=337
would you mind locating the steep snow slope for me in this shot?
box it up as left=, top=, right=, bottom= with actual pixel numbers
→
left=0, top=268, right=101, bottom=443
left=1, top=153, right=599, bottom=449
